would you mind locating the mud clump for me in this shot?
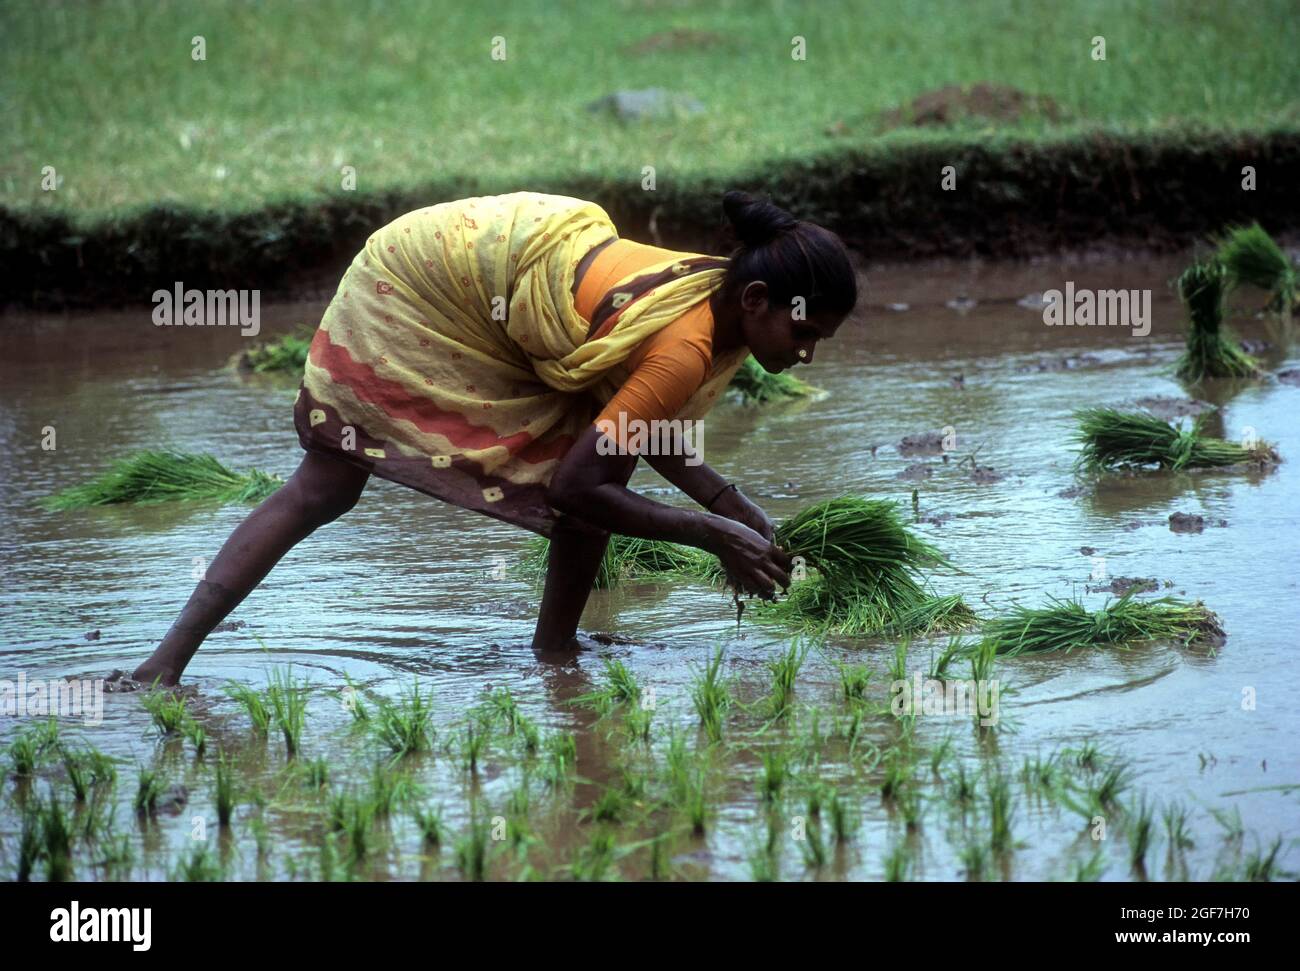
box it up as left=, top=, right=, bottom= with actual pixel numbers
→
left=880, top=83, right=1063, bottom=130
left=898, top=462, right=933, bottom=481
left=1088, top=576, right=1159, bottom=596
left=1277, top=368, right=1300, bottom=387
left=970, top=465, right=1005, bottom=484
left=1134, top=396, right=1216, bottom=420
left=213, top=620, right=247, bottom=633
left=898, top=431, right=947, bottom=456
left=1079, top=546, right=1097, bottom=555
left=621, top=28, right=723, bottom=56
left=1187, top=609, right=1228, bottom=649
left=1059, top=485, right=1092, bottom=499
left=1017, top=353, right=1103, bottom=373
left=1169, top=512, right=1204, bottom=533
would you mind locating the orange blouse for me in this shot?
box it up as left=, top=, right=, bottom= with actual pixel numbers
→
left=574, top=238, right=715, bottom=450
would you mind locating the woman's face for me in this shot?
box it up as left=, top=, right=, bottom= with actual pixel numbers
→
left=738, top=280, right=845, bottom=372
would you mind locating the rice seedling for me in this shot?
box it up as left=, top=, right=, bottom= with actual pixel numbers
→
left=1174, top=258, right=1263, bottom=381
left=927, top=638, right=963, bottom=680
left=516, top=714, right=541, bottom=756
left=960, top=838, right=989, bottom=880
left=729, top=354, right=821, bottom=403
left=584, top=785, right=628, bottom=824
left=985, top=767, right=1016, bottom=854
left=59, top=744, right=116, bottom=801
left=1071, top=850, right=1108, bottom=882
left=225, top=681, right=271, bottom=736
left=949, top=761, right=976, bottom=808
left=458, top=722, right=489, bottom=774
left=1074, top=408, right=1276, bottom=473
left=1070, top=740, right=1101, bottom=772
left=374, top=679, right=435, bottom=759
left=568, top=829, right=618, bottom=881
left=1127, top=793, right=1155, bottom=872
left=572, top=657, right=642, bottom=713
left=140, top=689, right=189, bottom=737
left=622, top=703, right=654, bottom=744
left=1020, top=752, right=1060, bottom=797
left=541, top=731, right=577, bottom=789
left=133, top=767, right=165, bottom=815
left=747, top=834, right=780, bottom=882
left=1215, top=222, right=1297, bottom=318
left=929, top=733, right=954, bottom=776
left=368, top=762, right=416, bottom=817
left=837, top=662, right=872, bottom=703
left=1243, top=836, right=1283, bottom=881
left=266, top=665, right=309, bottom=756
left=413, top=803, right=446, bottom=847
left=896, top=784, right=923, bottom=831
left=214, top=749, right=236, bottom=827
left=797, top=816, right=828, bottom=869
left=883, top=842, right=913, bottom=881
left=43, top=450, right=284, bottom=510
left=1162, top=800, right=1195, bottom=851
left=8, top=718, right=60, bottom=777
left=454, top=804, right=492, bottom=881
left=172, top=844, right=224, bottom=881
left=828, top=792, right=857, bottom=843
left=887, top=638, right=909, bottom=683
left=237, top=326, right=313, bottom=373
left=982, top=592, right=1224, bottom=656
left=481, top=686, right=520, bottom=735
left=181, top=716, right=207, bottom=757
left=329, top=788, right=377, bottom=862
left=1211, top=805, right=1244, bottom=842
left=689, top=645, right=732, bottom=744
left=1091, top=761, right=1133, bottom=811
left=302, top=756, right=329, bottom=789
left=765, top=638, right=809, bottom=720
left=39, top=793, right=74, bottom=881
left=879, top=747, right=912, bottom=801
left=758, top=748, right=789, bottom=805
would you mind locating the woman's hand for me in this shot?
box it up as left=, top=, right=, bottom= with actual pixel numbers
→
left=710, top=486, right=776, bottom=543
left=705, top=518, right=793, bottom=601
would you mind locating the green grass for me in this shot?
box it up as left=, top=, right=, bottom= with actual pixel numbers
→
left=729, top=355, right=821, bottom=404
left=373, top=679, right=435, bottom=759
left=1073, top=408, right=1277, bottom=472
left=266, top=666, right=309, bottom=757
left=1174, top=259, right=1263, bottom=381
left=689, top=646, right=732, bottom=744
left=225, top=681, right=272, bottom=736
left=43, top=450, right=283, bottom=510
left=982, top=593, right=1224, bottom=656
left=6, top=0, right=1298, bottom=219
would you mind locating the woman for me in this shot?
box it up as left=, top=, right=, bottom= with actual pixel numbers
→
left=127, top=189, right=858, bottom=686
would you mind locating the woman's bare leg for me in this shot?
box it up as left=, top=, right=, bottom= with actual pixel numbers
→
left=131, top=451, right=370, bottom=686
left=530, top=514, right=614, bottom=653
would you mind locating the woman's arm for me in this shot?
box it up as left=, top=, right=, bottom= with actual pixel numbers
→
left=645, top=443, right=777, bottom=542
left=547, top=424, right=791, bottom=598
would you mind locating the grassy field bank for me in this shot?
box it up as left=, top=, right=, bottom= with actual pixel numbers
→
left=3, top=0, right=1298, bottom=308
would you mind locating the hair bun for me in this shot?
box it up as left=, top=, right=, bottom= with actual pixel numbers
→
left=722, top=190, right=798, bottom=248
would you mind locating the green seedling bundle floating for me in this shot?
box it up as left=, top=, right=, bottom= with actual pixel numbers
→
left=980, top=592, right=1224, bottom=657
left=234, top=326, right=314, bottom=374
left=1073, top=408, right=1278, bottom=472
left=43, top=450, right=283, bottom=510
left=1174, top=258, right=1262, bottom=381
left=728, top=354, right=822, bottom=404
left=1215, top=223, right=1297, bottom=319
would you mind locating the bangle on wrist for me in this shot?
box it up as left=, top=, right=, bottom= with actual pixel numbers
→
left=706, top=482, right=738, bottom=510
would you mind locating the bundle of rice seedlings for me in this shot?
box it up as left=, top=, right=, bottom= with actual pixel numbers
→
left=1073, top=408, right=1278, bottom=472
left=728, top=355, right=821, bottom=404
left=1215, top=223, right=1297, bottom=318
left=1174, top=259, right=1262, bottom=380
left=751, top=497, right=977, bottom=636
left=234, top=326, right=314, bottom=373
left=517, top=532, right=711, bottom=589
left=982, top=592, right=1223, bottom=657
left=43, top=450, right=284, bottom=510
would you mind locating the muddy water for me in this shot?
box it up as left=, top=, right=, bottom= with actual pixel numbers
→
left=2, top=250, right=1297, bottom=881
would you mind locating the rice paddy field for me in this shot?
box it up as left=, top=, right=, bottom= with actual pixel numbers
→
left=3, top=250, right=1297, bottom=882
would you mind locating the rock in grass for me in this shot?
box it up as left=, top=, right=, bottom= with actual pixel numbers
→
left=981, top=593, right=1224, bottom=656
left=1073, top=408, right=1279, bottom=473
left=1215, top=222, right=1297, bottom=318
left=1174, top=259, right=1262, bottom=381
left=43, top=450, right=283, bottom=510
left=234, top=327, right=313, bottom=373
left=728, top=355, right=821, bottom=404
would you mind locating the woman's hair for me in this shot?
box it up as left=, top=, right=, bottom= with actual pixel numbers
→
left=719, top=190, right=857, bottom=318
